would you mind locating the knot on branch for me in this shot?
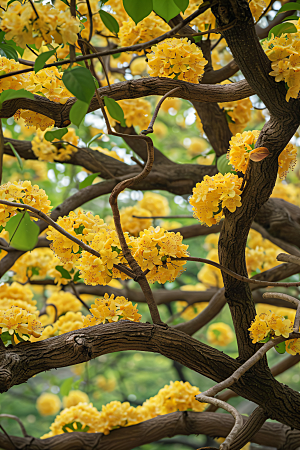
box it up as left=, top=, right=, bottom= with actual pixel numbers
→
left=66, top=333, right=93, bottom=359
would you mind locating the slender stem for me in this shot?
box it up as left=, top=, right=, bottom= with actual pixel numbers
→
left=70, top=282, right=90, bottom=312
left=263, top=291, right=300, bottom=332
left=85, top=0, right=93, bottom=42
left=0, top=424, right=17, bottom=450
left=144, top=87, right=181, bottom=134
left=277, top=252, right=300, bottom=266
left=28, top=0, right=39, bottom=19
left=0, top=414, right=28, bottom=437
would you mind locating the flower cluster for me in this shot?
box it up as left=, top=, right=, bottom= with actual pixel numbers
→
left=0, top=282, right=38, bottom=314
left=63, top=390, right=89, bottom=409
left=0, top=306, right=43, bottom=344
left=138, top=192, right=170, bottom=217
left=246, top=229, right=285, bottom=273
left=118, top=205, right=152, bottom=236
left=219, top=95, right=253, bottom=135
left=198, top=248, right=224, bottom=287
left=32, top=128, right=79, bottom=162
left=189, top=173, right=243, bottom=227
left=36, top=393, right=61, bottom=416
left=182, top=0, right=216, bottom=37
left=46, top=210, right=107, bottom=264
left=147, top=38, right=208, bottom=84
left=132, top=226, right=189, bottom=284
left=42, top=381, right=206, bottom=438
left=107, top=98, right=151, bottom=130
left=228, top=130, right=297, bottom=178
left=83, top=293, right=141, bottom=325
left=0, top=180, right=51, bottom=227
left=1, top=2, right=80, bottom=48
left=206, top=322, right=234, bottom=347
left=11, top=248, right=54, bottom=283
left=56, top=311, right=85, bottom=335
left=262, top=26, right=300, bottom=101
left=248, top=311, right=293, bottom=343
left=271, top=178, right=300, bottom=206
left=119, top=12, right=170, bottom=50
left=46, top=291, right=82, bottom=318
left=184, top=137, right=209, bottom=157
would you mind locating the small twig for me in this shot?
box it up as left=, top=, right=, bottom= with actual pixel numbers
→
left=263, top=291, right=300, bottom=332
left=277, top=252, right=300, bottom=266
left=211, top=35, right=223, bottom=51
left=173, top=19, right=237, bottom=37
left=0, top=424, right=16, bottom=450
left=70, top=282, right=90, bottom=312
left=133, top=215, right=193, bottom=219
left=256, top=0, right=276, bottom=23
left=39, top=303, right=58, bottom=323
left=131, top=156, right=144, bottom=168
left=26, top=44, right=39, bottom=57
left=28, top=0, right=39, bottom=19
left=85, top=0, right=93, bottom=42
left=69, top=0, right=77, bottom=63
left=0, top=414, right=29, bottom=437
left=144, top=87, right=181, bottom=134
left=78, top=39, right=111, bottom=89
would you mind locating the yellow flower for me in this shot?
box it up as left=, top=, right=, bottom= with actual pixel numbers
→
left=189, top=173, right=243, bottom=227
left=48, top=402, right=103, bottom=435
left=285, top=338, right=300, bottom=355
left=228, top=130, right=260, bottom=173
left=119, top=205, right=152, bottom=236
left=184, top=137, right=209, bottom=157
left=83, top=293, right=141, bottom=324
left=11, top=248, right=54, bottom=284
left=46, top=291, right=82, bottom=317
left=219, top=93, right=253, bottom=135
left=155, top=381, right=206, bottom=414
left=32, top=128, right=79, bottom=162
left=249, top=311, right=293, bottom=343
left=278, top=143, right=297, bottom=179
left=138, top=192, right=170, bottom=217
left=56, top=311, right=85, bottom=335
left=107, top=98, right=151, bottom=130
left=0, top=307, right=43, bottom=341
left=63, top=390, right=89, bottom=409
left=198, top=248, right=224, bottom=287
left=0, top=180, right=51, bottom=227
left=148, top=38, right=207, bottom=84
left=207, top=322, right=234, bottom=347
left=36, top=393, right=61, bottom=416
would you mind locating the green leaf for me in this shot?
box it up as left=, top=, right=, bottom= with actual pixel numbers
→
left=0, top=31, right=5, bottom=42
left=193, top=35, right=202, bottom=43
left=0, top=43, right=18, bottom=61
left=174, top=0, right=189, bottom=12
left=276, top=2, right=300, bottom=15
left=87, top=132, right=103, bottom=147
left=4, top=39, right=24, bottom=57
left=62, top=421, right=90, bottom=433
left=268, top=22, right=297, bottom=38
left=1, top=331, right=12, bottom=345
left=30, top=267, right=40, bottom=276
left=55, top=265, right=72, bottom=279
left=212, top=329, right=222, bottom=338
left=123, top=0, right=153, bottom=24
left=62, top=67, right=95, bottom=104
left=0, top=89, right=35, bottom=107
left=74, top=224, right=85, bottom=235
left=72, top=378, right=83, bottom=390
left=79, top=172, right=101, bottom=189
left=275, top=341, right=286, bottom=354
left=44, top=127, right=68, bottom=142
left=99, top=10, right=119, bottom=33
left=7, top=142, right=23, bottom=170
left=153, top=0, right=181, bottom=22
left=69, top=99, right=89, bottom=128
left=34, top=48, right=57, bottom=73
left=5, top=211, right=39, bottom=251
left=258, top=332, right=271, bottom=343
left=60, top=377, right=73, bottom=396
left=217, top=154, right=234, bottom=175
left=112, top=52, right=121, bottom=59
left=282, top=15, right=299, bottom=21
left=73, top=270, right=82, bottom=283
left=103, top=96, right=126, bottom=127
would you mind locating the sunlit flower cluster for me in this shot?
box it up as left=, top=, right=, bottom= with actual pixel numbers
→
left=46, top=210, right=107, bottom=264
left=56, top=311, right=85, bottom=334
left=0, top=180, right=51, bottom=227
left=83, top=293, right=141, bottom=325
left=32, top=128, right=79, bottom=162
left=219, top=96, right=253, bottom=135
left=132, top=226, right=189, bottom=284
left=207, top=322, right=234, bottom=347
left=1, top=2, right=80, bottom=48
left=148, top=38, right=208, bottom=84
left=42, top=381, right=206, bottom=437
left=248, top=311, right=293, bottom=343
left=63, top=390, right=89, bottom=409
left=228, top=130, right=297, bottom=179
left=46, top=291, right=82, bottom=318
left=256, top=303, right=296, bottom=322
left=119, top=205, right=152, bottom=236
left=119, top=12, right=170, bottom=50
left=0, top=282, right=38, bottom=314
left=262, top=26, right=300, bottom=101
left=37, top=393, right=61, bottom=416
left=189, top=173, right=243, bottom=227
left=107, top=98, right=151, bottom=130
left=138, top=192, right=170, bottom=217
left=0, top=306, right=43, bottom=343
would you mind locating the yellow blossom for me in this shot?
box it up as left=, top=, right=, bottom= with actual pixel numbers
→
left=83, top=293, right=141, bottom=324
left=119, top=205, right=152, bottom=236
left=138, top=192, right=170, bottom=217
left=207, top=322, right=234, bottom=347
left=63, top=391, right=89, bottom=409
left=0, top=306, right=43, bottom=342
left=46, top=291, right=82, bottom=318
left=36, top=393, right=61, bottom=416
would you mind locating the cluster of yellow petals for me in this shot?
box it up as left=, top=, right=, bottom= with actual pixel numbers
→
left=219, top=95, right=253, bottom=135
left=138, top=192, right=170, bottom=217
left=147, top=38, right=207, bottom=84
left=46, top=210, right=107, bottom=264
left=46, top=291, right=82, bottom=318
left=0, top=57, right=73, bottom=130
left=119, top=205, right=152, bottom=236
left=0, top=306, right=43, bottom=342
left=63, top=390, right=89, bottom=409
left=262, top=25, right=300, bottom=101
left=189, top=173, right=243, bottom=227
left=1, top=1, right=80, bottom=48
left=56, top=311, right=85, bottom=335
left=206, top=322, right=235, bottom=347
left=248, top=311, right=293, bottom=343
left=42, top=381, right=206, bottom=438
left=107, top=98, right=151, bottom=131
left=132, top=226, right=189, bottom=284
left=0, top=180, right=51, bottom=227
left=83, top=293, right=141, bottom=325
left=32, top=128, right=79, bottom=162
left=0, top=282, right=38, bottom=314
left=228, top=130, right=297, bottom=178
left=119, top=12, right=170, bottom=50
left=36, top=393, right=61, bottom=416
left=249, top=0, right=267, bottom=21
left=11, top=248, right=54, bottom=283
left=183, top=0, right=216, bottom=36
